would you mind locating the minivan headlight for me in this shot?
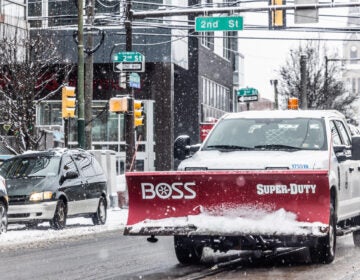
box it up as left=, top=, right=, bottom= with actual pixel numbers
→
left=29, top=191, right=53, bottom=202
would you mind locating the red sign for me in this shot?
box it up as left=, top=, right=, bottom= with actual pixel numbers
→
left=200, top=123, right=215, bottom=142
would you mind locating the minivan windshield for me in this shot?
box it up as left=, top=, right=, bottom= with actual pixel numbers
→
left=0, top=155, right=61, bottom=179
left=202, top=118, right=327, bottom=151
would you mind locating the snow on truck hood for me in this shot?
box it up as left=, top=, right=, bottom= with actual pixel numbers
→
left=178, top=150, right=329, bottom=170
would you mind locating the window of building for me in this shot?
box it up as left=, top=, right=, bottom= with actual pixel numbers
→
left=223, top=32, right=231, bottom=60
left=201, top=76, right=230, bottom=121
left=350, top=46, right=358, bottom=64
left=37, top=100, right=148, bottom=145
left=201, top=32, right=214, bottom=50
left=352, top=78, right=356, bottom=93
left=2, top=0, right=26, bottom=19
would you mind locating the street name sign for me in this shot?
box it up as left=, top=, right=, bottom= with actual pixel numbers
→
left=113, top=52, right=143, bottom=62
left=238, top=95, right=258, bottom=102
left=237, top=87, right=259, bottom=103
left=195, top=16, right=243, bottom=32
left=113, top=52, right=145, bottom=73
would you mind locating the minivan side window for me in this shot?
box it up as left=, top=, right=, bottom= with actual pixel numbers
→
left=60, top=155, right=78, bottom=175
left=73, top=153, right=95, bottom=177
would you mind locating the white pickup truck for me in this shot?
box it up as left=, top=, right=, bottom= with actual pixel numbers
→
left=125, top=110, right=360, bottom=265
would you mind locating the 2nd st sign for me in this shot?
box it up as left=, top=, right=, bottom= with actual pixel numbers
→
left=195, top=16, right=243, bottom=32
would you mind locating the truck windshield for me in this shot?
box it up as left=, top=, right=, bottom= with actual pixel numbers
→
left=202, top=118, right=327, bottom=151
left=0, top=155, right=61, bottom=179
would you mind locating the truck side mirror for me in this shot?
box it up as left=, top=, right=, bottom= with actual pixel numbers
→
left=352, top=135, right=360, bottom=160
left=334, top=145, right=348, bottom=162
left=174, top=135, right=190, bottom=161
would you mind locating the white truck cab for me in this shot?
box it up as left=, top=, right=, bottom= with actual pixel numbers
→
left=173, top=109, right=360, bottom=263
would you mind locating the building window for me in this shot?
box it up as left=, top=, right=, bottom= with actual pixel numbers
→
left=201, top=77, right=230, bottom=121
left=48, top=0, right=77, bottom=26
left=352, top=78, right=356, bottom=93
left=350, top=46, right=358, bottom=64
left=223, top=32, right=231, bottom=60
left=201, top=32, right=214, bottom=50
left=2, top=0, right=26, bottom=19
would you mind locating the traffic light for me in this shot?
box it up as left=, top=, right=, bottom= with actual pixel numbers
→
left=109, top=96, right=129, bottom=113
left=134, top=100, right=144, bottom=127
left=269, top=0, right=286, bottom=29
left=62, top=86, right=76, bottom=118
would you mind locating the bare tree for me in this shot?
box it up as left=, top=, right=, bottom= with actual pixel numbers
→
left=278, top=41, right=358, bottom=119
left=0, top=30, right=73, bottom=152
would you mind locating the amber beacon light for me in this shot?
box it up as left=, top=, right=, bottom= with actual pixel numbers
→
left=288, top=97, right=299, bottom=110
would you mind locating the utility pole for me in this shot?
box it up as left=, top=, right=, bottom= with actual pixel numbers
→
left=125, top=0, right=135, bottom=171
left=270, top=79, right=279, bottom=109
left=77, top=0, right=85, bottom=149
left=85, top=0, right=94, bottom=150
left=300, top=54, right=308, bottom=109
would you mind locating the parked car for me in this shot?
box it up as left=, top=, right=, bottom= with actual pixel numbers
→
left=0, top=148, right=107, bottom=229
left=0, top=175, right=8, bottom=234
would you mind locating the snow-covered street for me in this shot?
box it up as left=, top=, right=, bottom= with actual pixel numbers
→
left=0, top=208, right=128, bottom=248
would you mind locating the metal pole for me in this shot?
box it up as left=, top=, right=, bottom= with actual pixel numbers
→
left=84, top=0, right=94, bottom=150
left=77, top=0, right=85, bottom=148
left=125, top=0, right=135, bottom=171
left=64, top=118, right=69, bottom=147
left=300, top=54, right=308, bottom=109
left=270, top=79, right=279, bottom=109
left=324, top=56, right=329, bottom=109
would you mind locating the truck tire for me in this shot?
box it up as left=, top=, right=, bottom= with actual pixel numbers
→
left=353, top=229, right=360, bottom=247
left=174, top=236, right=203, bottom=265
left=309, top=204, right=336, bottom=264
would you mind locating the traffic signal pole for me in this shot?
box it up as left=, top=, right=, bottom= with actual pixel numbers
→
left=125, top=0, right=135, bottom=172
left=77, top=0, right=85, bottom=149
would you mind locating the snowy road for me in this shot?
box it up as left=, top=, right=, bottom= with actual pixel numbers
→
left=1, top=208, right=360, bottom=279
left=0, top=208, right=129, bottom=250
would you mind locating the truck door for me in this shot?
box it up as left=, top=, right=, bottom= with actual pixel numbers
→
left=331, top=120, right=358, bottom=219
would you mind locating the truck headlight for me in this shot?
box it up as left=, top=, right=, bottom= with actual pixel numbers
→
left=29, top=191, right=53, bottom=202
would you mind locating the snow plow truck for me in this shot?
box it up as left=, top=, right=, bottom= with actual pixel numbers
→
left=124, top=109, right=360, bottom=264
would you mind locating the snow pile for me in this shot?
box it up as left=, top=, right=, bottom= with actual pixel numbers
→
left=0, top=208, right=128, bottom=248
left=130, top=207, right=327, bottom=236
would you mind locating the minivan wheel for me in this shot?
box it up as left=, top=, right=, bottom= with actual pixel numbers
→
left=50, top=200, right=67, bottom=230
left=92, top=197, right=107, bottom=225
left=0, top=201, right=7, bottom=234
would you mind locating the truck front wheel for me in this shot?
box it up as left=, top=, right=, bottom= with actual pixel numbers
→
left=309, top=204, right=336, bottom=264
left=353, top=229, right=360, bottom=246
left=174, top=236, right=203, bottom=265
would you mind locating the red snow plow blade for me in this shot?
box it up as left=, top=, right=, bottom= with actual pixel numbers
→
left=124, top=170, right=330, bottom=236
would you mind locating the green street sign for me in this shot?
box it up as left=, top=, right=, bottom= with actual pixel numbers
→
left=237, top=87, right=258, bottom=96
left=195, top=16, right=243, bottom=32
left=113, top=52, right=143, bottom=63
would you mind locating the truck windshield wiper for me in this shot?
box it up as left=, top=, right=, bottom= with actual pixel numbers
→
left=254, top=144, right=301, bottom=151
left=204, top=145, right=254, bottom=151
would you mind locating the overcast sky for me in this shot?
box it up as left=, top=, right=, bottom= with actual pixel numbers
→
left=238, top=3, right=350, bottom=101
